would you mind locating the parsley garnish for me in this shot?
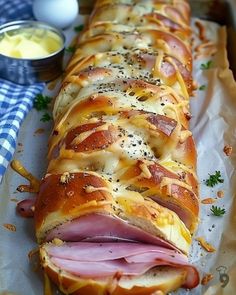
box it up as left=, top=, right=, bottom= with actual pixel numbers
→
left=65, top=46, right=76, bottom=53
left=200, top=60, right=213, bottom=70
left=40, top=112, right=52, bottom=122
left=74, top=24, right=84, bottom=32
left=33, top=94, right=52, bottom=111
left=210, top=205, right=226, bottom=217
left=199, top=84, right=206, bottom=90
left=205, top=171, right=224, bottom=187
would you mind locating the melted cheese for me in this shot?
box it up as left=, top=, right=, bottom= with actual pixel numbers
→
left=55, top=81, right=183, bottom=137
left=10, top=160, right=40, bottom=193
left=70, top=123, right=110, bottom=146
left=139, top=163, right=152, bottom=179
left=84, top=185, right=111, bottom=193
left=158, top=122, right=182, bottom=161
left=180, top=130, right=192, bottom=143
left=52, top=238, right=64, bottom=246
left=56, top=48, right=190, bottom=120
left=159, top=160, right=197, bottom=180
left=153, top=51, right=164, bottom=78
left=44, top=272, right=53, bottom=295
left=165, top=56, right=189, bottom=100
left=160, top=177, right=193, bottom=195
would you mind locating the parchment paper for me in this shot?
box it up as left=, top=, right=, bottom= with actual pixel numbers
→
left=0, top=17, right=236, bottom=295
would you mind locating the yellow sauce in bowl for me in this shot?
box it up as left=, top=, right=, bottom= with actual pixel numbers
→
left=0, top=28, right=63, bottom=59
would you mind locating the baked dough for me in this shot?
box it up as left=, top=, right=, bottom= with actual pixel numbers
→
left=35, top=0, right=200, bottom=293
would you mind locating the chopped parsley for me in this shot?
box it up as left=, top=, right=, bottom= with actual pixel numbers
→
left=33, top=94, right=52, bottom=111
left=205, top=171, right=224, bottom=187
left=200, top=60, right=213, bottom=70
left=65, top=46, right=76, bottom=53
left=199, top=84, right=206, bottom=90
left=40, top=112, right=52, bottom=122
left=210, top=205, right=226, bottom=217
left=74, top=24, right=84, bottom=32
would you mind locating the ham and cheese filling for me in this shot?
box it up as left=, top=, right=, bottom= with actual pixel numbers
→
left=46, top=213, right=179, bottom=250
left=41, top=213, right=199, bottom=289
left=43, top=242, right=199, bottom=289
left=33, top=1, right=200, bottom=293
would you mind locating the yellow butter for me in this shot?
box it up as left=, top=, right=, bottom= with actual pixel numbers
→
left=0, top=28, right=62, bottom=59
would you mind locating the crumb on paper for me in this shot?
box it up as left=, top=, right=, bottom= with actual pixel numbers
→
left=201, top=273, right=214, bottom=285
left=34, top=128, right=45, bottom=135
left=18, top=142, right=23, bottom=147
left=10, top=198, right=18, bottom=202
left=201, top=198, right=216, bottom=204
left=223, top=145, right=232, bottom=156
left=192, top=80, right=198, bottom=91
left=3, top=223, right=16, bottom=232
left=196, top=237, right=216, bottom=252
left=47, top=78, right=60, bottom=91
left=217, top=190, right=224, bottom=198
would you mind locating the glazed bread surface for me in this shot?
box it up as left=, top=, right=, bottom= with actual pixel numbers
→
left=35, top=0, right=200, bottom=294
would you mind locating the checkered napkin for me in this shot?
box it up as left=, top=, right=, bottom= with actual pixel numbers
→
left=0, top=0, right=45, bottom=182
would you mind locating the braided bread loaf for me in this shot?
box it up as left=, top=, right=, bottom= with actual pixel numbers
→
left=36, top=0, right=200, bottom=293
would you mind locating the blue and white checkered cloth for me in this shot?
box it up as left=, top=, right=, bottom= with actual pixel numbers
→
left=0, top=0, right=34, bottom=23
left=0, top=0, right=45, bottom=182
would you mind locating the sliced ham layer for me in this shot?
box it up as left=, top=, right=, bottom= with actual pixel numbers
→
left=46, top=213, right=179, bottom=252
left=45, top=242, right=199, bottom=289
left=47, top=242, right=185, bottom=263
left=150, top=196, right=191, bottom=228
left=51, top=257, right=156, bottom=277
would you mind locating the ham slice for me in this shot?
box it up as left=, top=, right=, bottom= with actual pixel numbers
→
left=150, top=196, right=191, bottom=228
left=65, top=122, right=118, bottom=152
left=46, top=213, right=180, bottom=252
left=51, top=257, right=156, bottom=277
left=47, top=242, right=185, bottom=263
left=147, top=114, right=177, bottom=136
left=45, top=242, right=199, bottom=289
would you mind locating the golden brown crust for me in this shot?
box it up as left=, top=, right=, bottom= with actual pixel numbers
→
left=91, top=1, right=191, bottom=30
left=120, top=160, right=198, bottom=230
left=35, top=0, right=199, bottom=293
left=72, top=30, right=191, bottom=72
left=35, top=171, right=191, bottom=254
left=35, top=172, right=113, bottom=235
left=40, top=246, right=188, bottom=295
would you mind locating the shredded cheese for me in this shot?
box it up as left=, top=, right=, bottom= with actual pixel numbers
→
left=44, top=272, right=53, bottom=295
left=139, top=163, right=152, bottom=179
left=52, top=238, right=64, bottom=246
left=70, top=123, right=110, bottom=146
left=153, top=51, right=164, bottom=78
left=180, top=130, right=192, bottom=143
left=201, top=198, right=216, bottom=204
left=196, top=237, right=216, bottom=252
left=60, top=172, right=71, bottom=184
left=84, top=185, right=111, bottom=194
left=10, top=160, right=40, bottom=193
left=165, top=56, right=189, bottom=100
left=160, top=177, right=193, bottom=195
